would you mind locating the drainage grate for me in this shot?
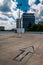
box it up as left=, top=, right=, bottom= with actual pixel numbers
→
left=13, top=46, right=34, bottom=61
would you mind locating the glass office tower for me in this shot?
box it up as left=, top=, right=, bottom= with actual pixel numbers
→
left=22, top=13, right=35, bottom=29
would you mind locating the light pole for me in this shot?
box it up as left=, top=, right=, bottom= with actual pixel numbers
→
left=17, top=2, right=24, bottom=35
left=16, top=4, right=22, bottom=37
left=17, top=3, right=22, bottom=28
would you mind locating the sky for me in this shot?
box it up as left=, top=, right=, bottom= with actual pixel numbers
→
left=0, top=0, right=43, bottom=30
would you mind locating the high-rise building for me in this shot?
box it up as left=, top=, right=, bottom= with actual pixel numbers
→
left=0, top=26, right=5, bottom=31
left=22, top=13, right=35, bottom=29
left=16, top=19, right=21, bottom=28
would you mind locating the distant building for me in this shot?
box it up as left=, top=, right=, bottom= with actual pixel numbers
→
left=22, top=13, right=35, bottom=29
left=16, top=19, right=21, bottom=28
left=0, top=26, right=5, bottom=31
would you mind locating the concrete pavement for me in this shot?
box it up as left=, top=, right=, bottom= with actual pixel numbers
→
left=0, top=33, right=43, bottom=65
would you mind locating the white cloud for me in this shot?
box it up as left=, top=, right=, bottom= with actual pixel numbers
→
left=0, top=12, right=16, bottom=30
left=41, top=16, right=43, bottom=19
left=0, top=0, right=17, bottom=30
left=0, top=0, right=4, bottom=6
left=10, top=0, right=19, bottom=19
left=40, top=0, right=43, bottom=3
left=11, top=0, right=17, bottom=9
left=29, top=0, right=35, bottom=5
left=5, top=21, right=16, bottom=30
left=28, top=0, right=43, bottom=23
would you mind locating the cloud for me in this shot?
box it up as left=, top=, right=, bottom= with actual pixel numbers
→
left=0, top=0, right=11, bottom=12
left=2, top=13, right=15, bottom=20
left=29, top=0, right=35, bottom=5
left=40, top=0, right=43, bottom=4
left=28, top=0, right=43, bottom=23
left=0, top=17, right=8, bottom=21
left=0, top=0, right=17, bottom=30
left=0, top=12, right=16, bottom=30
left=0, top=0, right=4, bottom=6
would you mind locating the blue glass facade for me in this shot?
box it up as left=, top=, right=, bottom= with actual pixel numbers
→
left=22, top=13, right=35, bottom=28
